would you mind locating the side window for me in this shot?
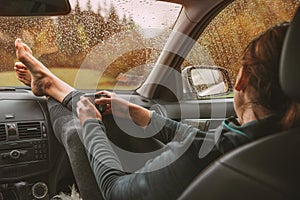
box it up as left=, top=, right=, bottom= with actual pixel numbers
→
left=182, top=0, right=300, bottom=99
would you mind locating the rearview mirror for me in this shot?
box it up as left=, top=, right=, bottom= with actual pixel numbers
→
left=182, top=65, right=233, bottom=99
left=0, top=0, right=71, bottom=16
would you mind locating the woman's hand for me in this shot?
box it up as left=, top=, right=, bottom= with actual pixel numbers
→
left=94, top=91, right=130, bottom=118
left=77, top=96, right=102, bottom=125
left=95, top=91, right=152, bottom=127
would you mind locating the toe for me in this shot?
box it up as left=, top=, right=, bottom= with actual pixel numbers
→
left=15, top=38, right=22, bottom=48
left=18, top=69, right=27, bottom=74
left=15, top=62, right=27, bottom=69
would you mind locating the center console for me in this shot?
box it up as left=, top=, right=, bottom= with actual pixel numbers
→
left=0, top=93, right=51, bottom=200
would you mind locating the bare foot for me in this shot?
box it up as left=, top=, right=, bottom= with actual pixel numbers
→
left=14, top=62, right=32, bottom=87
left=15, top=39, right=74, bottom=102
left=15, top=38, right=53, bottom=96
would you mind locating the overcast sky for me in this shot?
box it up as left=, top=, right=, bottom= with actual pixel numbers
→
left=68, top=0, right=181, bottom=29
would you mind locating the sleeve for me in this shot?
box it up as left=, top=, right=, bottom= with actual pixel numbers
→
left=149, top=112, right=180, bottom=144
left=148, top=112, right=207, bottom=144
left=82, top=113, right=220, bottom=200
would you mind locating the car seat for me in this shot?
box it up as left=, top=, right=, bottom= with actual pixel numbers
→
left=178, top=6, right=300, bottom=200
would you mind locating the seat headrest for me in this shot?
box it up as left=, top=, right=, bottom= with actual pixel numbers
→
left=280, top=6, right=300, bottom=102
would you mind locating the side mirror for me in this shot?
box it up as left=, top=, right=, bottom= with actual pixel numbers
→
left=182, top=65, right=233, bottom=99
left=0, top=0, right=71, bottom=16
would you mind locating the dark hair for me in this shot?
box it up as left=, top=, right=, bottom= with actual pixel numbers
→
left=241, top=22, right=300, bottom=129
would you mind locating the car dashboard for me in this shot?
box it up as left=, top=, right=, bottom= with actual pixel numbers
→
left=0, top=90, right=63, bottom=200
left=0, top=89, right=164, bottom=200
left=0, top=89, right=234, bottom=200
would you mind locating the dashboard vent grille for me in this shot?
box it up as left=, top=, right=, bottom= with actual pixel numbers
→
left=18, top=122, right=42, bottom=139
left=0, top=124, right=6, bottom=141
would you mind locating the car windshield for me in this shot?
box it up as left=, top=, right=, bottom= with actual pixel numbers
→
left=0, top=0, right=181, bottom=90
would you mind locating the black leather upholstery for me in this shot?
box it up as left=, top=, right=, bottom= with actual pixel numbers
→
left=178, top=128, right=300, bottom=200
left=280, top=6, right=300, bottom=102
left=179, top=6, right=300, bottom=200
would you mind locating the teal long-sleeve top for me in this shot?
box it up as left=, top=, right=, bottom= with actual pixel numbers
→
left=82, top=112, right=280, bottom=200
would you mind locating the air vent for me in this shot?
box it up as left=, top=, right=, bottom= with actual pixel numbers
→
left=18, top=122, right=42, bottom=139
left=0, top=124, right=6, bottom=141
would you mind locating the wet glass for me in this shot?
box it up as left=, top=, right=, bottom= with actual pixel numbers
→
left=0, top=0, right=181, bottom=90
left=182, top=0, right=300, bottom=99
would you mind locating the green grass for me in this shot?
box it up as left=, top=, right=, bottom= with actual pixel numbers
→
left=0, top=68, right=122, bottom=90
left=0, top=68, right=236, bottom=96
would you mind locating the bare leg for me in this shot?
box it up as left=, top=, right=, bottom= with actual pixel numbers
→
left=15, top=40, right=103, bottom=199
left=15, top=39, right=74, bottom=103
left=14, top=62, right=32, bottom=87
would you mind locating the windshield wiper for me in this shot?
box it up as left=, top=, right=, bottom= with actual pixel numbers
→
left=0, top=87, right=16, bottom=91
left=0, top=86, right=31, bottom=91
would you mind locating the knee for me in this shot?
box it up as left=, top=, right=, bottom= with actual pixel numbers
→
left=60, top=120, right=84, bottom=148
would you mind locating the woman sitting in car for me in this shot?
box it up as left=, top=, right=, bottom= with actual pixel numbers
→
left=14, top=22, right=300, bottom=199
